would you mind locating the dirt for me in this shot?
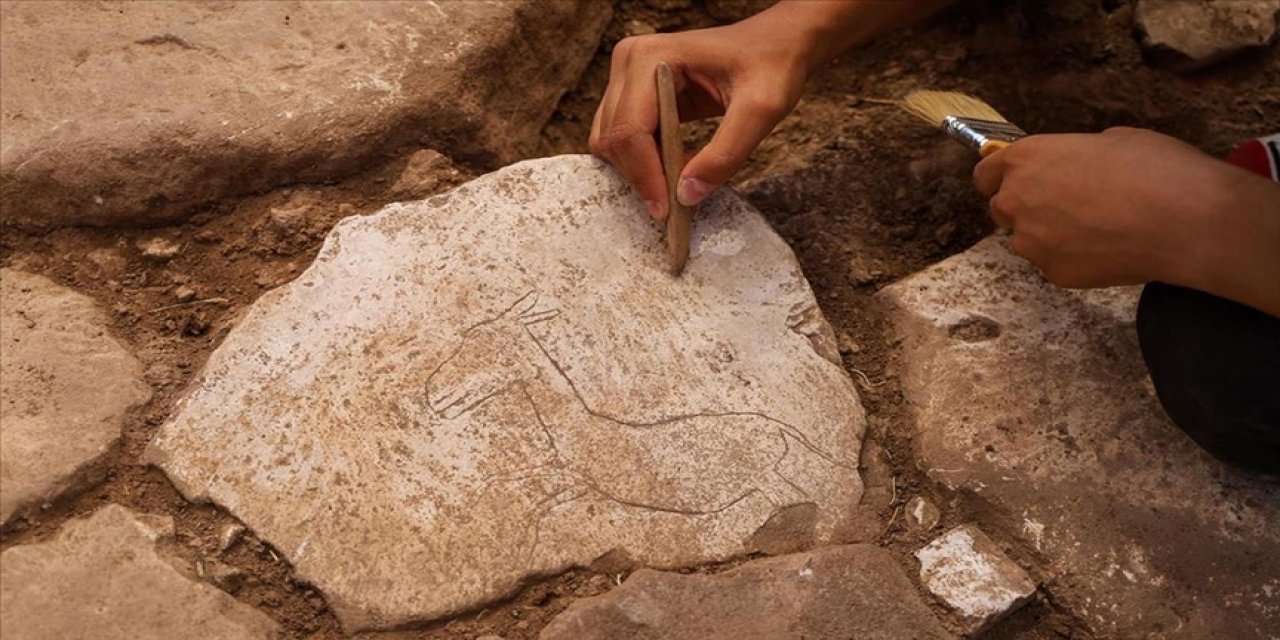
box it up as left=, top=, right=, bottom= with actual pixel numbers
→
left=1, top=0, right=1276, bottom=638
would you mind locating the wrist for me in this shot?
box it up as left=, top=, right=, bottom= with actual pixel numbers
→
left=1167, top=164, right=1280, bottom=316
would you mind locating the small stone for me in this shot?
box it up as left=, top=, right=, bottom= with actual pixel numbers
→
left=219, top=523, right=246, bottom=551
left=174, top=285, right=197, bottom=303
left=543, top=544, right=949, bottom=639
left=623, top=19, right=656, bottom=37
left=846, top=253, right=886, bottom=286
left=905, top=496, right=940, bottom=532
left=337, top=203, right=356, bottom=215
left=836, top=332, right=861, bottom=355
left=1135, top=0, right=1280, bottom=72
left=268, top=205, right=308, bottom=231
left=390, top=149, right=451, bottom=199
left=916, top=524, right=1036, bottom=633
left=933, top=221, right=959, bottom=246
left=193, top=230, right=221, bottom=243
left=137, top=237, right=183, bottom=261
left=0, top=505, right=278, bottom=639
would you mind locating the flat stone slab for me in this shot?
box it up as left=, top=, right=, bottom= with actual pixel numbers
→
left=0, top=269, right=151, bottom=525
left=1135, top=0, right=1280, bottom=71
left=0, top=504, right=278, bottom=640
left=541, top=544, right=951, bottom=640
left=880, top=237, right=1280, bottom=638
left=148, top=155, right=865, bottom=631
left=0, top=1, right=609, bottom=227
left=916, top=524, right=1035, bottom=633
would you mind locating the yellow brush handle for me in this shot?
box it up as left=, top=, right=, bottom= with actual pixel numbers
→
left=980, top=139, right=1012, bottom=158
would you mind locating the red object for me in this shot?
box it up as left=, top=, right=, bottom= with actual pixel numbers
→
left=1226, top=134, right=1280, bottom=182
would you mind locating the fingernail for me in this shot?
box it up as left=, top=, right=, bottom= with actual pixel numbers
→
left=677, top=177, right=713, bottom=207
left=645, top=199, right=665, bottom=221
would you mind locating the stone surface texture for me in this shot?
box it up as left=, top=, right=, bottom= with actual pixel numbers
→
left=0, top=269, right=151, bottom=525
left=916, top=524, right=1035, bottom=632
left=880, top=236, right=1280, bottom=638
left=0, top=1, right=610, bottom=227
left=148, top=156, right=866, bottom=631
left=0, top=504, right=278, bottom=640
left=1135, top=0, right=1280, bottom=71
left=540, top=544, right=951, bottom=640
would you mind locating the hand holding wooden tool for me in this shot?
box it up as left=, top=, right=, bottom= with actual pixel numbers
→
left=656, top=62, right=693, bottom=276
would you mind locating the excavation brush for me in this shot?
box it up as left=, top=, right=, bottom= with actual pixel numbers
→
left=901, top=90, right=1026, bottom=158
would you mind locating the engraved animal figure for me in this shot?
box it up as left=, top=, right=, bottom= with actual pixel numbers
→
left=425, top=293, right=855, bottom=526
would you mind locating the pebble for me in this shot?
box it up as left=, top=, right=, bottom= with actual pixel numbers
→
left=137, top=237, right=182, bottom=261
left=905, top=496, right=941, bottom=532
left=174, top=285, right=197, bottom=302
left=218, top=523, right=246, bottom=551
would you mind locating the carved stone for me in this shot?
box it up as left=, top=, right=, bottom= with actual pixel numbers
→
left=148, top=156, right=865, bottom=631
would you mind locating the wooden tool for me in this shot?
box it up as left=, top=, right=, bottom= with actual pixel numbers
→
left=656, top=62, right=692, bottom=276
left=901, top=90, right=1026, bottom=158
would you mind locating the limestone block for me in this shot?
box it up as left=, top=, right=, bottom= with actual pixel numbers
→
left=0, top=1, right=611, bottom=226
left=541, top=544, right=951, bottom=640
left=0, top=504, right=278, bottom=640
left=0, top=269, right=151, bottom=524
left=880, top=236, right=1280, bottom=638
left=148, top=156, right=866, bottom=631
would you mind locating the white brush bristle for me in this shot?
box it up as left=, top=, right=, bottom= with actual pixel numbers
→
left=901, top=90, right=1009, bottom=127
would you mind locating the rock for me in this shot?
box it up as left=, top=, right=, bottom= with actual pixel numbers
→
left=389, top=149, right=454, bottom=200
left=0, top=1, right=611, bottom=227
left=623, top=20, right=657, bottom=38
left=706, top=0, right=777, bottom=23
left=137, top=237, right=182, bottom=261
left=916, top=524, right=1035, bottom=633
left=173, top=285, right=197, bottom=303
left=879, top=237, right=1280, bottom=638
left=0, top=504, right=278, bottom=639
left=905, top=496, right=940, bottom=532
left=0, top=270, right=151, bottom=525
left=541, top=544, right=949, bottom=640
left=147, top=156, right=865, bottom=631
left=1135, top=0, right=1280, bottom=72
left=218, top=523, right=246, bottom=551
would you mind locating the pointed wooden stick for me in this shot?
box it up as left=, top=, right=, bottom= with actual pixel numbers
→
left=656, top=62, right=692, bottom=276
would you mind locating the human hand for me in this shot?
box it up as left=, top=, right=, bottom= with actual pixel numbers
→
left=972, top=127, right=1257, bottom=290
left=589, top=16, right=812, bottom=221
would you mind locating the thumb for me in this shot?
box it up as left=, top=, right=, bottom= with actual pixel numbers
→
left=678, top=94, right=787, bottom=207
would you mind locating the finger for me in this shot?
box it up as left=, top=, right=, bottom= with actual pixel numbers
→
left=597, top=78, right=667, bottom=221
left=972, top=147, right=1008, bottom=198
left=988, top=193, right=1014, bottom=229
left=678, top=93, right=787, bottom=207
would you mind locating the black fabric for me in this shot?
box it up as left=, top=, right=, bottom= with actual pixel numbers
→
left=1137, top=282, right=1280, bottom=474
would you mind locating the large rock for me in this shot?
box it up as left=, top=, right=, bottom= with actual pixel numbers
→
left=0, top=504, right=278, bottom=640
left=1135, top=0, right=1280, bottom=72
left=0, top=1, right=610, bottom=227
left=540, top=544, right=951, bottom=640
left=880, top=237, right=1280, bottom=639
left=0, top=269, right=151, bottom=525
left=147, top=156, right=866, bottom=631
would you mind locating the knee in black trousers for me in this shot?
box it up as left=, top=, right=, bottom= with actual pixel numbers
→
left=1137, top=282, right=1280, bottom=474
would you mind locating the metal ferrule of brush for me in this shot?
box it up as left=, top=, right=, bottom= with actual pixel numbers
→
left=941, top=116, right=1026, bottom=152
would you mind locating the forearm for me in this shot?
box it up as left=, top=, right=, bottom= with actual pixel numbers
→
left=749, top=0, right=955, bottom=74
left=1184, top=169, right=1280, bottom=318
